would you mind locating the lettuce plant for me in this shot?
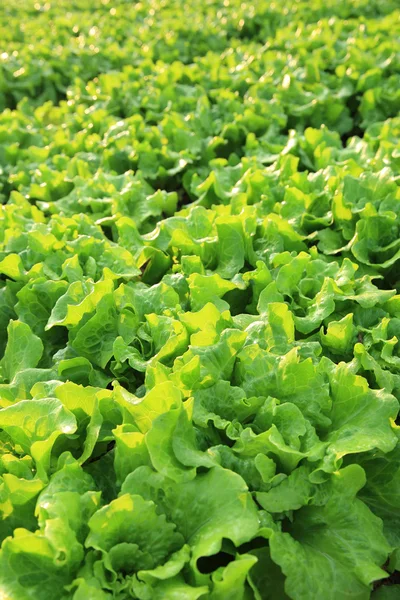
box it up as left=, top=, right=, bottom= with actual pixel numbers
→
left=0, top=0, right=399, bottom=598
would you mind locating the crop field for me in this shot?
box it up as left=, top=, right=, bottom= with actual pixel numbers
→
left=0, top=0, right=400, bottom=598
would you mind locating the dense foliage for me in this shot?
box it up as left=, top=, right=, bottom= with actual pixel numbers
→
left=0, top=0, right=400, bottom=598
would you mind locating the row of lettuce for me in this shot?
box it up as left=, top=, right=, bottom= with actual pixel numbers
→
left=1, top=0, right=398, bottom=109
left=0, top=1, right=400, bottom=599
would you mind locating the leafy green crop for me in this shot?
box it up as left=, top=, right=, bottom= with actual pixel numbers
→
left=0, top=0, right=399, bottom=598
